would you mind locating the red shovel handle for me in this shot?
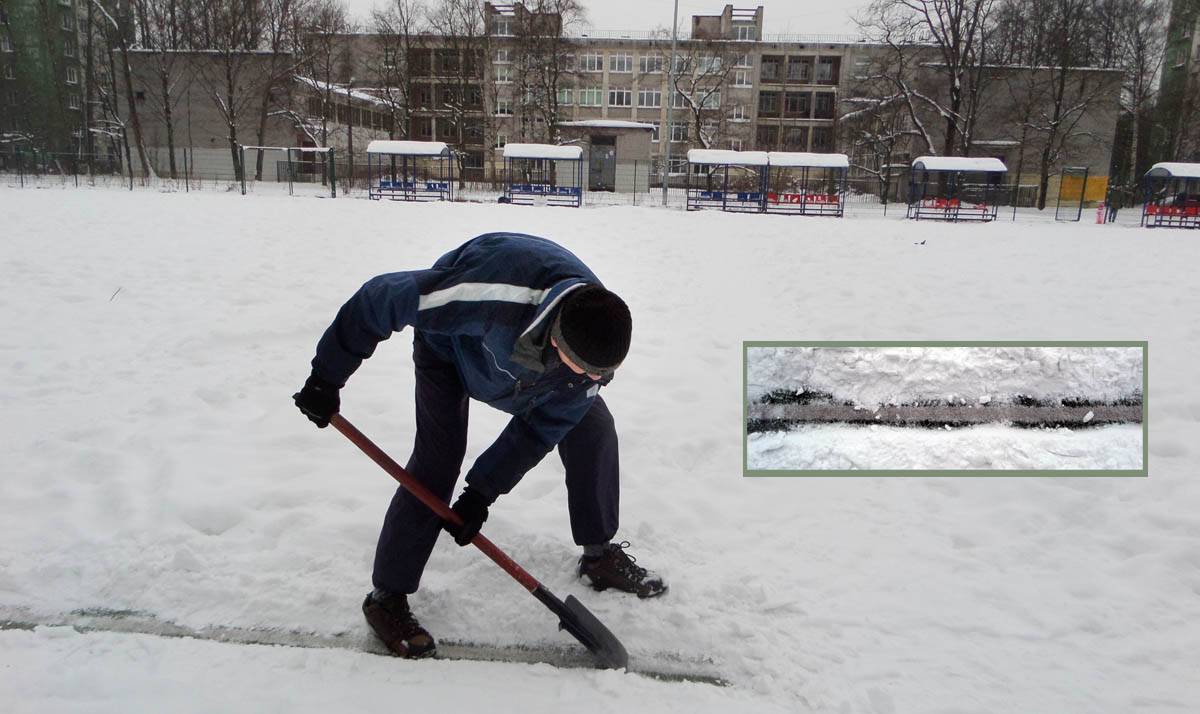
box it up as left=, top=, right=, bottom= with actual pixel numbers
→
left=330, top=414, right=540, bottom=593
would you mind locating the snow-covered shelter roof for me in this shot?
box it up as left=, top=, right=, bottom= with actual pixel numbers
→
left=503, top=143, right=584, bottom=160
left=295, top=76, right=390, bottom=107
left=687, top=149, right=769, bottom=166
left=1144, top=162, right=1200, bottom=180
left=366, top=140, right=450, bottom=157
left=559, top=120, right=655, bottom=130
left=912, top=156, right=1007, bottom=173
left=767, top=152, right=850, bottom=169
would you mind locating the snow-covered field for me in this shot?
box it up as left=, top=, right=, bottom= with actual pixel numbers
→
left=746, top=346, right=1145, bottom=471
left=2, top=186, right=1198, bottom=713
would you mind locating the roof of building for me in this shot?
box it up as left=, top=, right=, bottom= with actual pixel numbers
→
left=366, top=140, right=450, bottom=156
left=1145, top=162, right=1200, bottom=179
left=912, top=156, right=1008, bottom=173
left=767, top=152, right=850, bottom=168
left=503, top=143, right=584, bottom=160
left=687, top=149, right=770, bottom=166
left=559, top=120, right=656, bottom=130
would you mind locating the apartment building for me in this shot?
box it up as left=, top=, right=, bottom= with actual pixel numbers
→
left=0, top=0, right=88, bottom=155
left=1160, top=0, right=1200, bottom=160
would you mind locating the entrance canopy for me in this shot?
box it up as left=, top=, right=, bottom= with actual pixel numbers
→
left=911, top=156, right=1007, bottom=173
left=1144, top=162, right=1200, bottom=180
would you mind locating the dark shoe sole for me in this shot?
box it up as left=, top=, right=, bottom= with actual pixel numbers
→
left=584, top=577, right=669, bottom=599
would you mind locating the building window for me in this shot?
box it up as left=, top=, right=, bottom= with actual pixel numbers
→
left=494, top=48, right=511, bottom=64
left=650, top=121, right=660, bottom=142
left=493, top=16, right=514, bottom=36
left=3, top=65, right=13, bottom=79
left=579, top=53, right=603, bottom=72
left=734, top=70, right=752, bottom=87
left=670, top=121, right=688, bottom=142
left=577, top=87, right=602, bottom=106
left=816, top=57, right=839, bottom=84
left=670, top=91, right=688, bottom=109
left=637, top=89, right=661, bottom=108
left=557, top=87, right=572, bottom=105
left=735, top=53, right=752, bottom=68
left=697, top=55, right=721, bottom=74
left=609, top=53, right=632, bottom=73
left=639, top=54, right=662, bottom=74
left=68, top=92, right=80, bottom=109
left=731, top=103, right=747, bottom=121
left=757, top=91, right=780, bottom=117
left=608, top=89, right=632, bottom=107
left=853, top=57, right=871, bottom=79
left=668, top=156, right=688, bottom=174
left=495, top=64, right=512, bottom=83
left=756, top=124, right=778, bottom=149
left=495, top=133, right=507, bottom=148
left=734, top=23, right=755, bottom=41
left=814, top=91, right=835, bottom=119
left=788, top=57, right=812, bottom=82
left=729, top=137, right=743, bottom=151
left=1, top=34, right=11, bottom=53
left=783, top=126, right=808, bottom=150
left=495, top=98, right=512, bottom=115
left=66, top=66, right=78, bottom=84
left=784, top=91, right=810, bottom=117
left=61, top=13, right=74, bottom=31
left=64, top=36, right=76, bottom=57
left=700, top=90, right=720, bottom=109
left=812, top=126, right=833, bottom=150
left=760, top=55, right=781, bottom=82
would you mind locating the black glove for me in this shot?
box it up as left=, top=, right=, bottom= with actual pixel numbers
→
left=444, top=487, right=490, bottom=546
left=293, top=373, right=340, bottom=428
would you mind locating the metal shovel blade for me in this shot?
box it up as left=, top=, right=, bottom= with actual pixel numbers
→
left=533, top=586, right=628, bottom=669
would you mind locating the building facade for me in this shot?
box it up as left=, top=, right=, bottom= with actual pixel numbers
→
left=0, top=0, right=89, bottom=155
left=110, top=2, right=1121, bottom=194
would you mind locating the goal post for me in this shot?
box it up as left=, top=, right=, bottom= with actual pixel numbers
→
left=238, top=145, right=336, bottom=198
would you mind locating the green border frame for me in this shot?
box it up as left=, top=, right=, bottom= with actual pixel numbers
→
left=742, top=341, right=1148, bottom=477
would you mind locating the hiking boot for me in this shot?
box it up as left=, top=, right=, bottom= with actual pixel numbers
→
left=362, top=589, right=436, bottom=659
left=577, top=542, right=668, bottom=599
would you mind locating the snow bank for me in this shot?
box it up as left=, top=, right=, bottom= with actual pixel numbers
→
left=746, top=346, right=1143, bottom=405
left=748, top=422, right=1143, bottom=470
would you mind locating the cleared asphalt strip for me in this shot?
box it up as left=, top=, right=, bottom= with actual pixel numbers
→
left=746, top=403, right=1143, bottom=426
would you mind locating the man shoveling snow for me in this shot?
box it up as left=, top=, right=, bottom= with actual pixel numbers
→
left=294, top=232, right=667, bottom=659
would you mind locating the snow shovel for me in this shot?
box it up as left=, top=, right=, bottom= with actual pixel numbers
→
left=329, top=413, right=629, bottom=670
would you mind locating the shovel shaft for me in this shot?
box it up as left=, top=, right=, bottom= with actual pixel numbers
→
left=330, top=414, right=540, bottom=593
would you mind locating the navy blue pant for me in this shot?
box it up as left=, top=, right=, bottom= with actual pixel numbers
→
left=372, top=336, right=620, bottom=595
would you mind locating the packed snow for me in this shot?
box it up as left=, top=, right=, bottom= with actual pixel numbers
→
left=747, top=346, right=1144, bottom=405
left=1, top=185, right=1198, bottom=713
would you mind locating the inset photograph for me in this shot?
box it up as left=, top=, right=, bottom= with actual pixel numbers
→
left=745, top=343, right=1146, bottom=474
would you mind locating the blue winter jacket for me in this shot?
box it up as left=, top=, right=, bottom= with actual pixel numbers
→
left=311, top=232, right=613, bottom=502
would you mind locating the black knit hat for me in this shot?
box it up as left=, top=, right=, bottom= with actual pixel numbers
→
left=551, top=285, right=632, bottom=375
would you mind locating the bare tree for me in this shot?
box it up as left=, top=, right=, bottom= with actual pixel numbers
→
left=667, top=39, right=738, bottom=151
left=1113, top=0, right=1167, bottom=181
left=859, top=0, right=996, bottom=157
left=510, top=0, right=585, bottom=142
left=427, top=0, right=489, bottom=181
left=92, top=0, right=152, bottom=176
left=299, top=0, right=349, bottom=148
left=370, top=0, right=426, bottom=139
left=193, top=0, right=265, bottom=182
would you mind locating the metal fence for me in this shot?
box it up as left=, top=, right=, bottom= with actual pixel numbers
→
left=0, top=152, right=1103, bottom=220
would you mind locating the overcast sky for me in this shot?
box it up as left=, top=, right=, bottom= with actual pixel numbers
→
left=344, top=0, right=869, bottom=37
